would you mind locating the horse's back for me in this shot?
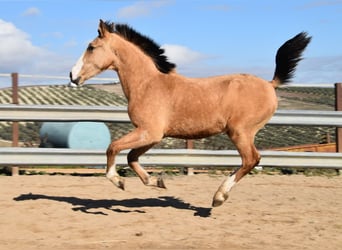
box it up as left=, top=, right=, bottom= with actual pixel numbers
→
left=188, top=73, right=278, bottom=114
left=163, top=73, right=277, bottom=138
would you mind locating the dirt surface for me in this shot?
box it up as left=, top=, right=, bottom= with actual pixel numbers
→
left=1, top=174, right=341, bottom=249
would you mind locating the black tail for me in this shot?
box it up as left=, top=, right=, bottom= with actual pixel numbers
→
left=271, top=32, right=311, bottom=88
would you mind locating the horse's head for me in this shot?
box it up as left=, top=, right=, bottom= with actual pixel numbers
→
left=70, top=20, right=117, bottom=86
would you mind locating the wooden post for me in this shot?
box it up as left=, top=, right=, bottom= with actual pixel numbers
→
left=335, top=83, right=342, bottom=153
left=186, top=139, right=193, bottom=149
left=12, top=73, right=19, bottom=104
left=185, top=140, right=194, bottom=175
left=11, top=73, right=19, bottom=176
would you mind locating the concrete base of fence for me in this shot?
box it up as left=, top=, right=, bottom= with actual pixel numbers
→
left=187, top=167, right=194, bottom=176
left=11, top=167, right=19, bottom=176
left=5, top=166, right=19, bottom=176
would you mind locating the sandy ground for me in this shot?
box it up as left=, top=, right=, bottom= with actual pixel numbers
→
left=0, top=174, right=341, bottom=250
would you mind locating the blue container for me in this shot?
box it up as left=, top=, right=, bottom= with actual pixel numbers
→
left=40, top=122, right=111, bottom=149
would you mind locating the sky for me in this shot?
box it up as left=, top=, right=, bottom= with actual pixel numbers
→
left=0, top=0, right=342, bottom=87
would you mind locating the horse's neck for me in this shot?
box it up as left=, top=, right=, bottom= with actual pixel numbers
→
left=115, top=40, right=161, bottom=100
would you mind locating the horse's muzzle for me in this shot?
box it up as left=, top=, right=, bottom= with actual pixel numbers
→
left=69, top=72, right=81, bottom=85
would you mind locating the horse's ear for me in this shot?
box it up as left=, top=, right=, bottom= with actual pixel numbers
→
left=98, top=19, right=109, bottom=38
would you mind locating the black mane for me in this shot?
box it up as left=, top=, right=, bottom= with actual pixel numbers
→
left=103, top=21, right=176, bottom=74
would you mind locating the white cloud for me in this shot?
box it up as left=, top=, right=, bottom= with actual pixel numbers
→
left=63, top=38, right=78, bottom=48
left=162, top=44, right=207, bottom=66
left=0, top=20, right=42, bottom=69
left=116, top=0, right=171, bottom=18
left=22, top=7, right=40, bottom=16
left=0, top=19, right=73, bottom=80
left=299, top=0, right=342, bottom=10
left=293, top=55, right=342, bottom=84
left=162, top=43, right=342, bottom=83
left=42, top=31, right=64, bottom=39
left=203, top=4, right=230, bottom=12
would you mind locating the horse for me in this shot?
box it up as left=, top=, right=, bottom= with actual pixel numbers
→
left=70, top=20, right=311, bottom=207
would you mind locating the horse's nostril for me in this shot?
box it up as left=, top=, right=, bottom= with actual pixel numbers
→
left=73, top=77, right=81, bottom=85
left=69, top=72, right=81, bottom=85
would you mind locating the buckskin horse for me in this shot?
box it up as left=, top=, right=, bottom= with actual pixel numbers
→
left=70, top=20, right=311, bottom=207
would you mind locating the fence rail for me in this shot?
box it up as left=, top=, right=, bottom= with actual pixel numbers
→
left=2, top=104, right=342, bottom=126
left=1, top=104, right=342, bottom=170
left=0, top=73, right=118, bottom=83
left=0, top=104, right=129, bottom=122
left=1, top=147, right=342, bottom=169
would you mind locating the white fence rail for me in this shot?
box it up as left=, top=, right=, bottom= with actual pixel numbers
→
left=1, top=104, right=342, bottom=169
left=1, top=104, right=342, bottom=126
left=0, top=148, right=342, bottom=169
left=0, top=104, right=130, bottom=122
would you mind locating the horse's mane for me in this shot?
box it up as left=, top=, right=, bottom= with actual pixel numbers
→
left=103, top=21, right=176, bottom=74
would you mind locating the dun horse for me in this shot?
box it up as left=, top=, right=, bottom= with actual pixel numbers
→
left=70, top=20, right=311, bottom=207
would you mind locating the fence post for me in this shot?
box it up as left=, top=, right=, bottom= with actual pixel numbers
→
left=186, top=139, right=193, bottom=149
left=11, top=72, right=19, bottom=176
left=335, top=83, right=342, bottom=153
left=185, top=140, right=194, bottom=175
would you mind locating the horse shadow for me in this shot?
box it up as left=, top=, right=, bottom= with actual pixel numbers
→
left=14, top=193, right=212, bottom=217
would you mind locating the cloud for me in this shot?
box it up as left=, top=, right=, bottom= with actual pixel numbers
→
left=116, top=0, right=171, bottom=19
left=298, top=0, right=342, bottom=9
left=41, top=31, right=64, bottom=40
left=162, top=44, right=207, bottom=66
left=22, top=7, right=40, bottom=16
left=202, top=4, right=230, bottom=12
left=0, top=19, right=43, bottom=69
left=0, top=19, right=73, bottom=80
left=63, top=38, right=78, bottom=48
left=293, top=55, right=342, bottom=84
left=162, top=44, right=236, bottom=77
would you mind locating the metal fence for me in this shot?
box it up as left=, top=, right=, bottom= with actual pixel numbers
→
left=1, top=104, right=342, bottom=170
left=1, top=147, right=342, bottom=169
left=1, top=104, right=342, bottom=126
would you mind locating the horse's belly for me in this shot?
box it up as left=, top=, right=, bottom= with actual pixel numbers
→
left=165, top=118, right=226, bottom=139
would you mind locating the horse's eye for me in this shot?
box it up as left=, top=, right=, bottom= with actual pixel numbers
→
left=87, top=44, right=95, bottom=52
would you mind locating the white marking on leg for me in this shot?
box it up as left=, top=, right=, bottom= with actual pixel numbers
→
left=106, top=163, right=125, bottom=190
left=223, top=174, right=236, bottom=193
left=212, top=174, right=237, bottom=207
left=71, top=53, right=85, bottom=80
left=106, top=164, right=117, bottom=179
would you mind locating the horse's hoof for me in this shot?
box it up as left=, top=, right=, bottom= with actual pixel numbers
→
left=109, top=176, right=125, bottom=190
left=157, top=176, right=167, bottom=189
left=117, top=179, right=125, bottom=190
left=147, top=176, right=167, bottom=189
left=212, top=192, right=229, bottom=207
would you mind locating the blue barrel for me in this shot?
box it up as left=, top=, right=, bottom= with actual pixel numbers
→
left=39, top=122, right=111, bottom=149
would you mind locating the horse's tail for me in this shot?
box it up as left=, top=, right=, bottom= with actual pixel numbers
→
left=271, top=32, right=311, bottom=88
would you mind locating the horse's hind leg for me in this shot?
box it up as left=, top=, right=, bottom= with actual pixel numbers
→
left=212, top=130, right=260, bottom=207
left=127, top=145, right=166, bottom=188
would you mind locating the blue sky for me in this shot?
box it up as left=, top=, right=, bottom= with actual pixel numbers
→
left=0, top=0, right=342, bottom=87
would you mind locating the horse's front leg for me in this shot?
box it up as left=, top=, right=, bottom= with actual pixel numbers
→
left=106, top=128, right=162, bottom=190
left=106, top=141, right=125, bottom=190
